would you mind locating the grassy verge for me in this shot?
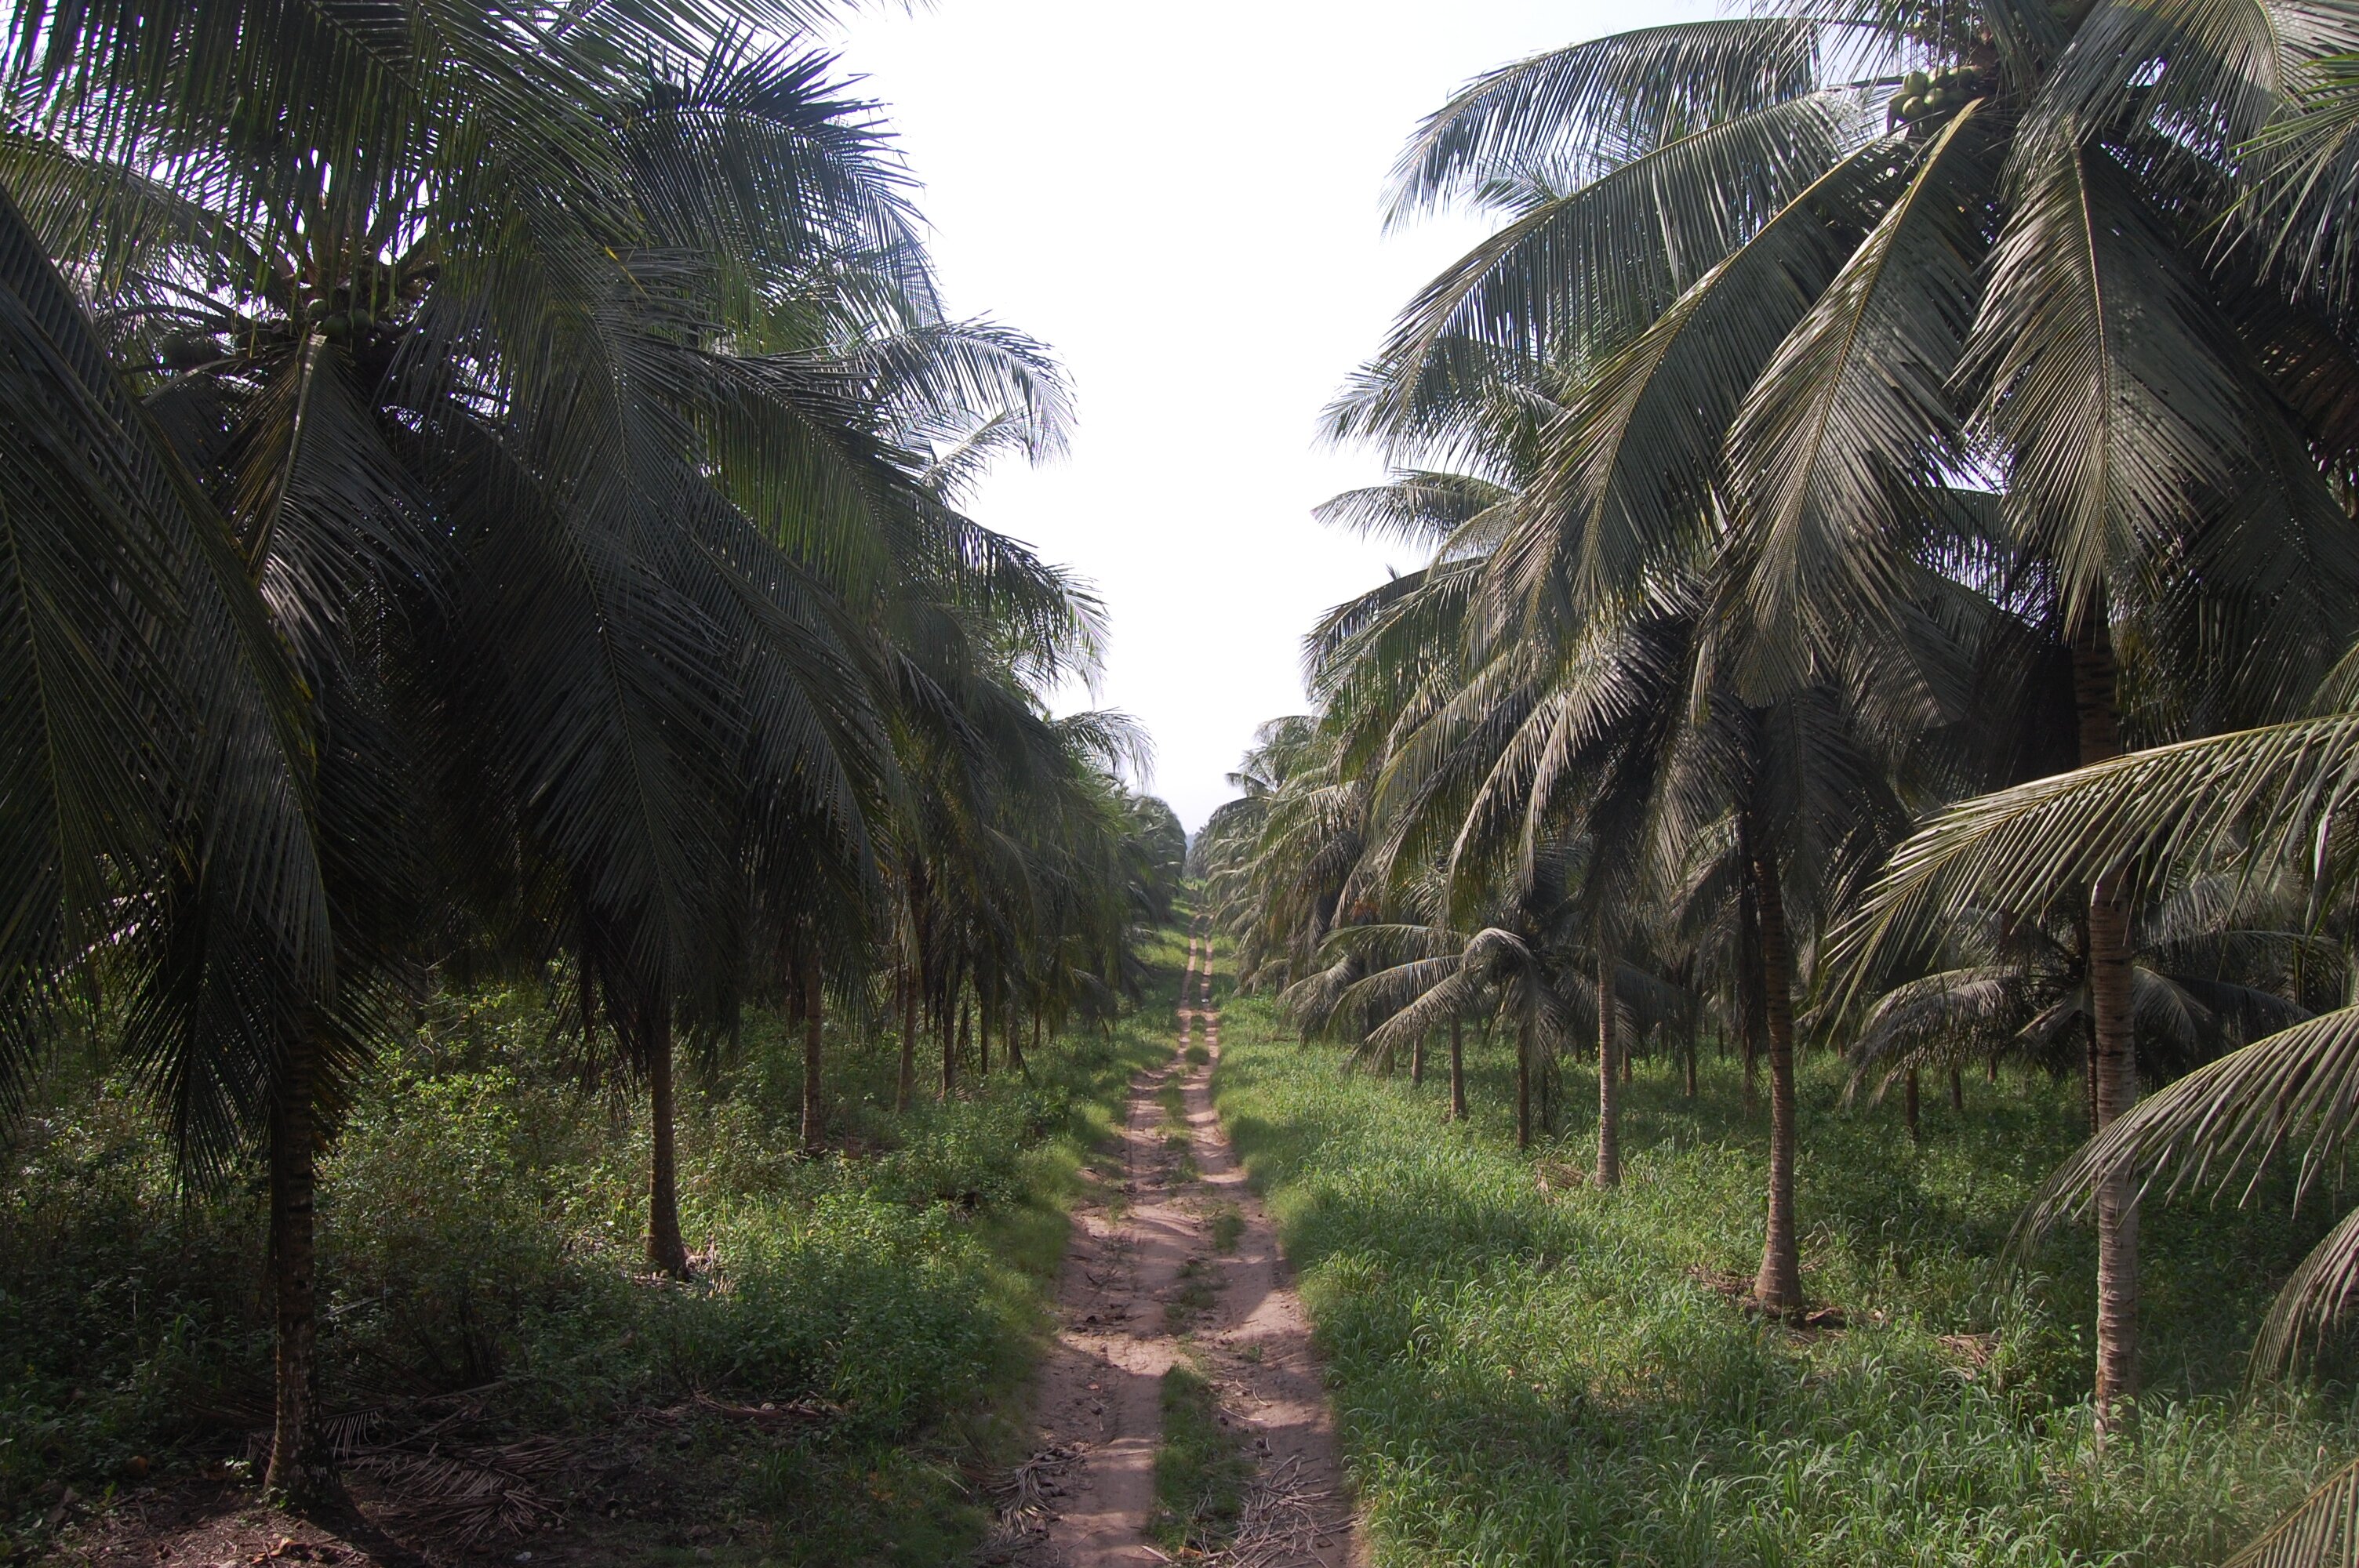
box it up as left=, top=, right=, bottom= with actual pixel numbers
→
left=2, top=935, right=1181, bottom=1566
left=1211, top=982, right=2359, bottom=1566
left=1147, top=1359, right=1250, bottom=1555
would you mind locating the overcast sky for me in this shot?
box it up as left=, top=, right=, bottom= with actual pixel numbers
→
left=830, top=1, right=1710, bottom=832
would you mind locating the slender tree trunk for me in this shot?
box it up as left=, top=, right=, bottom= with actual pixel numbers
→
left=978, top=986, right=991, bottom=1077
left=1685, top=1023, right=1699, bottom=1098
left=1750, top=815, right=1804, bottom=1316
left=1410, top=1030, right=1426, bottom=1087
left=799, top=947, right=824, bottom=1155
left=580, top=950, right=598, bottom=1062
left=1737, top=887, right=1764, bottom=1118
left=2074, top=610, right=2139, bottom=1425
left=1596, top=942, right=1620, bottom=1189
left=264, top=1046, right=322, bottom=1505
left=1010, top=1007, right=1029, bottom=1076
left=2084, top=1030, right=2099, bottom=1133
left=646, top=1008, right=689, bottom=1279
left=896, top=963, right=916, bottom=1114
left=1539, top=1041, right=1557, bottom=1135
left=1448, top=1014, right=1466, bottom=1123
left=1950, top=1066, right=1964, bottom=1111
left=929, top=985, right=948, bottom=1094
left=1904, top=1067, right=1921, bottom=1144
left=957, top=996, right=972, bottom=1084
left=1515, top=1010, right=1532, bottom=1150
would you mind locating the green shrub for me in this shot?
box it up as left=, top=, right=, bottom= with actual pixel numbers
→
left=0, top=949, right=1180, bottom=1560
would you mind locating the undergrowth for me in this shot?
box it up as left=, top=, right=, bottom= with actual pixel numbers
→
left=0, top=935, right=1182, bottom=1564
left=1212, top=983, right=2359, bottom=1567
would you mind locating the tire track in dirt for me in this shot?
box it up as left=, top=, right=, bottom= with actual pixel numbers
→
left=996, top=931, right=1360, bottom=1566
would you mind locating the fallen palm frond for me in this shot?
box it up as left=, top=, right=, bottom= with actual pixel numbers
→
left=2229, top=1454, right=2359, bottom=1568
left=341, top=1437, right=569, bottom=1545
left=980, top=1442, right=1081, bottom=1558
left=265, top=1385, right=845, bottom=1548
left=1184, top=1454, right=1347, bottom=1568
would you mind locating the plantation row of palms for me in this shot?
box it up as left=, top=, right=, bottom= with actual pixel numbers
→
left=0, top=0, right=1180, bottom=1510
left=1199, top=0, right=2359, bottom=1451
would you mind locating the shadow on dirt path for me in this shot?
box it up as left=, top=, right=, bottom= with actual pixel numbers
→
left=994, top=931, right=1361, bottom=1567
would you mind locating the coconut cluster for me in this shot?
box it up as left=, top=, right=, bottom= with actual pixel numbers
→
left=1891, top=65, right=1990, bottom=126
left=158, top=260, right=438, bottom=372
left=298, top=262, right=434, bottom=343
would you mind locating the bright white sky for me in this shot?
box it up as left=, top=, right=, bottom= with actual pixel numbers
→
left=830, top=0, right=1712, bottom=831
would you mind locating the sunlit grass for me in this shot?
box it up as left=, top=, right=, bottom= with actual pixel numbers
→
left=1213, top=988, right=2359, bottom=1566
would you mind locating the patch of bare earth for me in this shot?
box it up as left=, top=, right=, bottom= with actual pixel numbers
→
left=992, top=935, right=1361, bottom=1568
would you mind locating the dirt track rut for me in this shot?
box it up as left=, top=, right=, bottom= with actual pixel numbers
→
left=998, top=934, right=1361, bottom=1567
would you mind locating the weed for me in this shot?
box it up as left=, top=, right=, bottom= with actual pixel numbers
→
left=1146, top=1360, right=1250, bottom=1555
left=1209, top=1203, right=1245, bottom=1254
left=1166, top=1255, right=1221, bottom=1330
left=1186, top=1044, right=1212, bottom=1067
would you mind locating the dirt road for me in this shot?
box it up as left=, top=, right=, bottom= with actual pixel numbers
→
left=998, top=935, right=1360, bottom=1566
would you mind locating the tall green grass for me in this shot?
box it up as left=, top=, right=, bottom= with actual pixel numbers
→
left=1212, top=988, right=2359, bottom=1566
left=1, top=935, right=1182, bottom=1563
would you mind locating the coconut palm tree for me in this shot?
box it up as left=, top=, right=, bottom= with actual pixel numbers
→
left=1349, top=0, right=2359, bottom=1414
left=1843, top=877, right=2328, bottom=1132
left=0, top=0, right=1098, bottom=1494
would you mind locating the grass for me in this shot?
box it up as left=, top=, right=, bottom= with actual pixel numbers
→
left=1209, top=1202, right=1245, bottom=1254
left=1147, top=1359, right=1250, bottom=1555
left=1167, top=1255, right=1222, bottom=1331
left=1187, top=1044, right=1212, bottom=1066
left=1211, top=982, right=2359, bottom=1567
left=1, top=935, right=1184, bottom=1566
left=1159, top=1077, right=1199, bottom=1182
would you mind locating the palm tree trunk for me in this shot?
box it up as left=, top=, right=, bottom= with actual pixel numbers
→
left=1515, top=1010, right=1532, bottom=1150
left=1750, top=818, right=1804, bottom=1316
left=957, top=995, right=972, bottom=1086
left=1737, top=887, right=1764, bottom=1118
left=937, top=997, right=954, bottom=1098
left=646, top=1007, right=689, bottom=1279
left=264, top=1046, right=321, bottom=1505
left=798, top=947, right=824, bottom=1154
left=978, top=985, right=991, bottom=1076
left=2074, top=610, right=2139, bottom=1423
left=1904, top=1067, right=1921, bottom=1143
left=1596, top=942, right=1620, bottom=1189
left=1448, top=1014, right=1466, bottom=1122
left=1410, top=1029, right=1425, bottom=1087
left=1009, top=1007, right=1029, bottom=1075
left=2084, top=1029, right=2099, bottom=1133
left=896, top=963, right=916, bottom=1114
left=1950, top=1066, right=1964, bottom=1110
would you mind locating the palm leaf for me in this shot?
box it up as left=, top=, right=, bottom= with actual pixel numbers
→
left=2228, top=1451, right=2359, bottom=1568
